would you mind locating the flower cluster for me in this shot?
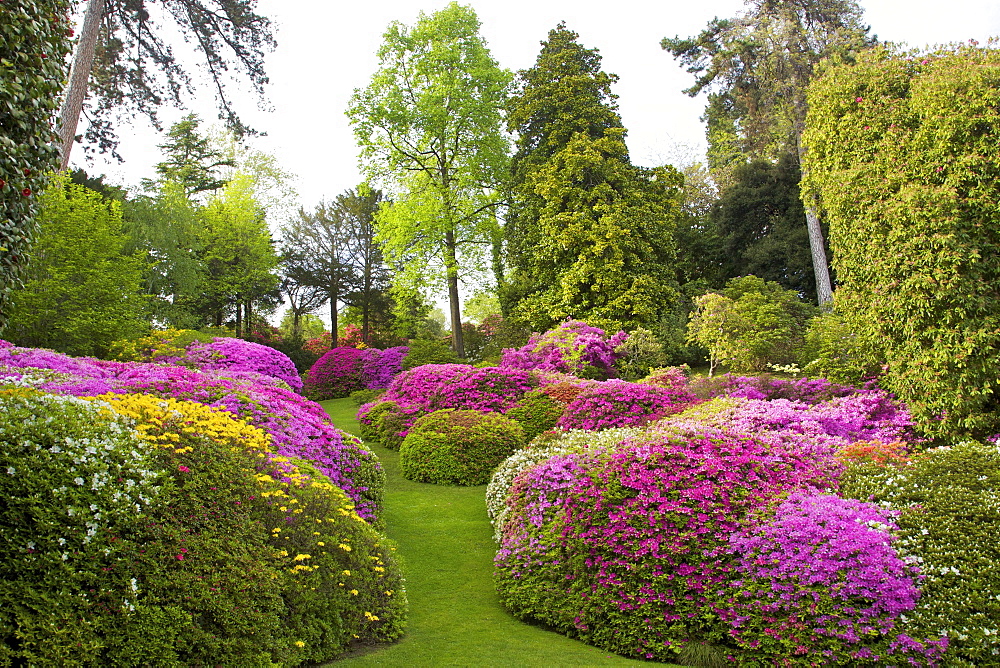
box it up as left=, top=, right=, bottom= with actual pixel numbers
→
left=182, top=337, right=303, bottom=392
left=718, top=492, right=945, bottom=663
left=303, top=347, right=369, bottom=400
left=360, top=346, right=409, bottom=390
left=557, top=380, right=695, bottom=431
left=500, top=320, right=628, bottom=379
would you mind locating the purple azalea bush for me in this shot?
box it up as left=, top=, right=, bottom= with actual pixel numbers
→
left=182, top=337, right=303, bottom=392
left=501, top=320, right=628, bottom=379
left=718, top=492, right=947, bottom=663
left=556, top=380, right=696, bottom=431
left=361, top=346, right=409, bottom=390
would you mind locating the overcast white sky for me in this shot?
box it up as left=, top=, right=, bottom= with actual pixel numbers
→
left=74, top=0, right=1000, bottom=219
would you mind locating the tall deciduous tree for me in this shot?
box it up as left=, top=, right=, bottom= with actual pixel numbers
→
left=348, top=2, right=512, bottom=357
left=5, top=176, right=148, bottom=356
left=662, top=0, right=875, bottom=305
left=802, top=43, right=1000, bottom=442
left=56, top=0, right=274, bottom=167
left=0, top=0, right=73, bottom=330
left=505, top=24, right=682, bottom=332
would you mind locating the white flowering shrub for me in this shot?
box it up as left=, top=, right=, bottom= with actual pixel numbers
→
left=0, top=388, right=163, bottom=664
left=486, top=428, right=641, bottom=542
left=840, top=441, right=1000, bottom=664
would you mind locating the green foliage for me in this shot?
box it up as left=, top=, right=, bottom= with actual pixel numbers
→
left=280, top=311, right=325, bottom=341
left=399, top=409, right=525, bottom=485
left=151, top=113, right=233, bottom=197
left=5, top=176, right=149, bottom=357
left=839, top=442, right=1000, bottom=663
left=503, top=25, right=682, bottom=332
left=802, top=44, right=1000, bottom=441
left=0, top=0, right=73, bottom=329
left=710, top=153, right=824, bottom=301
left=614, top=328, right=667, bottom=380
left=799, top=310, right=879, bottom=384
left=109, top=327, right=213, bottom=362
left=504, top=390, right=565, bottom=443
left=401, top=338, right=461, bottom=370
left=348, top=2, right=512, bottom=356
left=687, top=275, right=815, bottom=374
left=0, top=389, right=164, bottom=665
left=351, top=388, right=385, bottom=407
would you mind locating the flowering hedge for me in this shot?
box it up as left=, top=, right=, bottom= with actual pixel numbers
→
left=500, top=320, right=628, bottom=379
left=556, top=380, right=696, bottom=431
left=495, top=423, right=838, bottom=661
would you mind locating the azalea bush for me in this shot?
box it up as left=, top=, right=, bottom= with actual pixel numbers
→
left=361, top=345, right=409, bottom=390
left=399, top=409, right=525, bottom=485
left=556, top=380, right=695, bottom=431
left=303, top=347, right=369, bottom=400
left=494, top=423, right=837, bottom=661
left=109, top=328, right=213, bottom=364
left=504, top=390, right=565, bottom=442
left=840, top=441, right=1000, bottom=664
left=716, top=492, right=946, bottom=663
left=500, top=320, right=628, bottom=379
left=183, top=337, right=303, bottom=392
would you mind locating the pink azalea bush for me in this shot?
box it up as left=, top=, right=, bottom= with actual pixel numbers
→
left=181, top=338, right=303, bottom=392
left=360, top=345, right=409, bottom=390
left=717, top=492, right=946, bottom=663
left=556, top=380, right=696, bottom=431
left=303, top=347, right=369, bottom=400
left=495, top=423, right=838, bottom=661
left=500, top=320, right=628, bottom=379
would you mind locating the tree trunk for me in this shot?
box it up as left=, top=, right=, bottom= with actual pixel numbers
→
left=329, top=292, right=338, bottom=348
left=444, top=229, right=465, bottom=358
left=245, top=299, right=252, bottom=336
left=361, top=262, right=372, bottom=344
left=805, top=204, right=833, bottom=306
left=235, top=300, right=242, bottom=337
left=57, top=0, right=106, bottom=170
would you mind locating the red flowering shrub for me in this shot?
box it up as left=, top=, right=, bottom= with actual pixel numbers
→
left=303, top=332, right=333, bottom=357
left=303, top=347, right=369, bottom=400
left=539, top=381, right=590, bottom=405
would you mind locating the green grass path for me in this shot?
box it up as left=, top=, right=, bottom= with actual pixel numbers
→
left=319, top=398, right=660, bottom=668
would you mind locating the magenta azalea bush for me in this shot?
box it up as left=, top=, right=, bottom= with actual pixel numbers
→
left=495, top=423, right=838, bottom=661
left=303, top=347, right=369, bottom=400
left=500, top=320, right=628, bottom=379
left=362, top=346, right=409, bottom=390
left=556, top=380, right=696, bottom=431
left=181, top=337, right=303, bottom=392
left=718, top=492, right=946, bottom=663
left=0, top=344, right=384, bottom=524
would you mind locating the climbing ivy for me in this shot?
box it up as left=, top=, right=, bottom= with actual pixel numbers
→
left=802, top=43, right=1000, bottom=441
left=0, top=0, right=73, bottom=329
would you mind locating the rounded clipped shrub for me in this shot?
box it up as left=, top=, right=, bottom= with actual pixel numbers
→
left=427, top=366, right=536, bottom=413
left=401, top=338, right=460, bottom=370
left=557, top=380, right=695, bottom=431
left=303, top=347, right=369, bottom=400
left=494, top=423, right=838, bottom=662
left=400, top=409, right=525, bottom=485
left=184, top=337, right=303, bottom=392
left=840, top=441, right=1000, bottom=664
left=504, top=390, right=565, bottom=442
left=361, top=345, right=409, bottom=389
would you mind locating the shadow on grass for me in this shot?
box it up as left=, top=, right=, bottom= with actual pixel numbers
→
left=318, top=398, right=670, bottom=667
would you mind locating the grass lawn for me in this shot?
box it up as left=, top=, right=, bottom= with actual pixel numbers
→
left=319, top=398, right=666, bottom=667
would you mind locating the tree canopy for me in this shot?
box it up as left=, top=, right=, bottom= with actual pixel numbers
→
left=347, top=2, right=512, bottom=357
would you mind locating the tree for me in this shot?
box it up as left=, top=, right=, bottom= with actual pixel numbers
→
left=348, top=2, right=512, bottom=358
left=150, top=114, right=233, bottom=197
left=56, top=0, right=274, bottom=167
left=504, top=24, right=682, bottom=332
left=710, top=153, right=823, bottom=300
left=662, top=0, right=875, bottom=305
left=195, top=173, right=280, bottom=334
left=5, top=176, right=148, bottom=356
left=802, top=43, right=1000, bottom=441
left=337, top=188, right=391, bottom=345
left=0, top=0, right=74, bottom=330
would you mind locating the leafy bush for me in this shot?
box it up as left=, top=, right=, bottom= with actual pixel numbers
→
left=840, top=441, right=1000, bottom=664
left=109, top=328, right=213, bottom=363
left=557, top=380, right=695, bottom=431
left=500, top=320, right=628, bottom=379
left=686, top=372, right=861, bottom=404
left=613, top=327, right=667, bottom=380
left=303, top=332, right=333, bottom=356
left=800, top=311, right=880, bottom=385
left=715, top=492, right=946, bottom=663
left=401, top=338, right=460, bottom=369
left=303, top=347, right=369, bottom=400
left=494, top=423, right=837, bottom=661
left=351, top=388, right=385, bottom=407
left=0, top=389, right=164, bottom=664
left=400, top=409, right=526, bottom=485
left=637, top=365, right=689, bottom=390
left=505, top=390, right=565, bottom=442
left=687, top=275, right=815, bottom=374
